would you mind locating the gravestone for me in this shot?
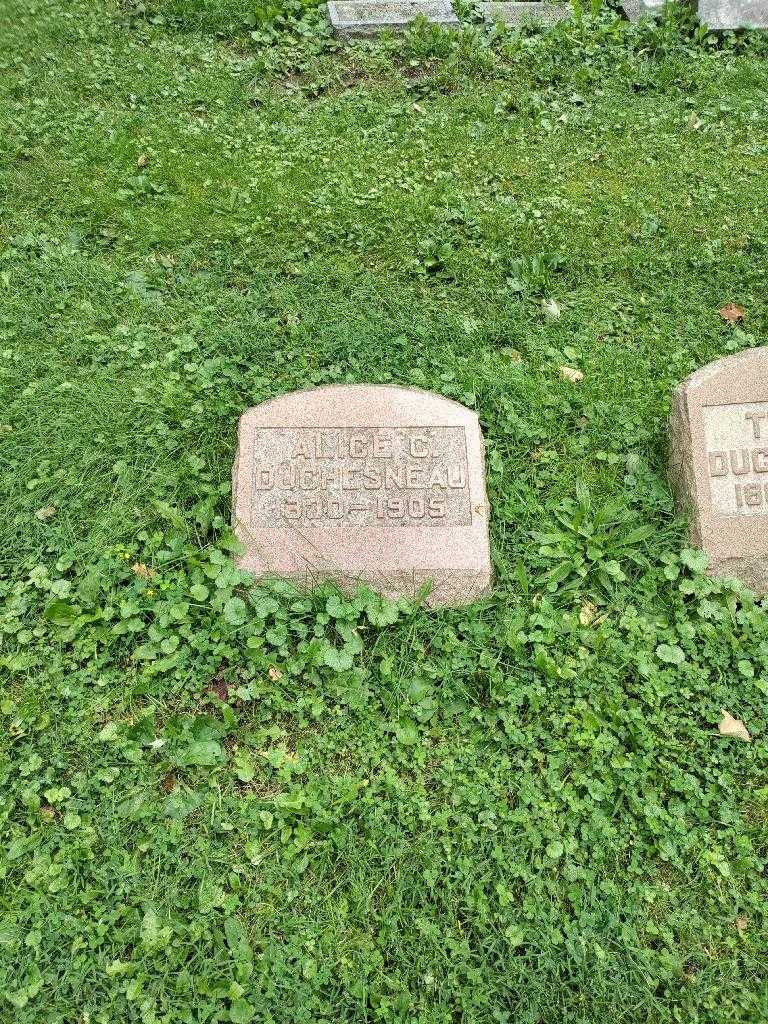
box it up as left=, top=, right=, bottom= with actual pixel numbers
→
left=626, top=0, right=768, bottom=26
left=625, top=0, right=664, bottom=19
left=697, top=0, right=768, bottom=27
left=232, top=386, right=492, bottom=606
left=327, top=0, right=459, bottom=36
left=477, top=2, right=572, bottom=25
left=669, top=348, right=768, bottom=592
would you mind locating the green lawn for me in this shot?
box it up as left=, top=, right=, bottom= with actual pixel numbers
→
left=2, top=2, right=768, bottom=1021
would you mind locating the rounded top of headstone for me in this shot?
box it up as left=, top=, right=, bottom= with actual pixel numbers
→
left=677, top=347, right=768, bottom=401
left=240, top=384, right=481, bottom=429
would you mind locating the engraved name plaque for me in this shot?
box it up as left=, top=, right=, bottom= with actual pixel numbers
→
left=703, top=402, right=768, bottom=516
left=249, top=426, right=471, bottom=529
left=233, top=386, right=492, bottom=606
left=670, top=348, right=768, bottom=593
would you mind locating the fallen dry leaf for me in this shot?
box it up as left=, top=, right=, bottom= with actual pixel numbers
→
left=268, top=666, right=283, bottom=682
left=35, top=505, right=56, bottom=521
left=718, top=709, right=751, bottom=742
left=559, top=366, right=584, bottom=384
left=719, top=303, right=745, bottom=324
left=500, top=347, right=523, bottom=363
left=579, top=601, right=598, bottom=626
left=131, top=562, right=156, bottom=580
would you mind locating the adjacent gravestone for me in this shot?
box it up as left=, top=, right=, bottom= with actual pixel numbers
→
left=626, top=0, right=768, bottom=26
left=232, top=386, right=492, bottom=606
left=327, top=0, right=459, bottom=36
left=477, top=2, right=572, bottom=25
left=698, top=0, right=768, bottom=27
left=624, top=0, right=664, bottom=19
left=669, top=348, right=768, bottom=592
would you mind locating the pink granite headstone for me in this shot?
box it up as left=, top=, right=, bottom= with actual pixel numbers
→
left=670, top=347, right=768, bottom=592
left=232, top=385, right=492, bottom=606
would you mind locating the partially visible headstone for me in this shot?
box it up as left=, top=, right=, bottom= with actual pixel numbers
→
left=669, top=348, right=768, bottom=592
left=697, top=0, right=768, bottom=27
left=327, top=0, right=459, bottom=36
left=232, top=386, right=492, bottom=606
left=626, top=0, right=768, bottom=27
left=623, top=0, right=678, bottom=21
left=477, top=2, right=571, bottom=24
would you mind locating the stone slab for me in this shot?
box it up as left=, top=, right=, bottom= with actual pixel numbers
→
left=232, top=386, right=492, bottom=606
left=623, top=0, right=668, bottom=20
left=697, top=0, right=768, bottom=27
left=669, top=348, right=768, bottom=593
left=327, top=0, right=459, bottom=36
left=477, top=2, right=572, bottom=24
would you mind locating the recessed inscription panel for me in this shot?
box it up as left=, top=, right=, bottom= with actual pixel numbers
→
left=250, top=426, right=471, bottom=528
left=703, top=402, right=768, bottom=517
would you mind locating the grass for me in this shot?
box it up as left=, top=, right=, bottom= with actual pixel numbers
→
left=2, top=1, right=768, bottom=1021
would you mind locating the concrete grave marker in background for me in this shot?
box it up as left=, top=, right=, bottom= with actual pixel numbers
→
left=625, top=0, right=768, bottom=26
left=476, top=2, right=571, bottom=24
left=233, top=386, right=492, bottom=606
left=327, top=0, right=458, bottom=36
left=698, top=0, right=768, bottom=27
left=670, top=348, right=768, bottom=592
